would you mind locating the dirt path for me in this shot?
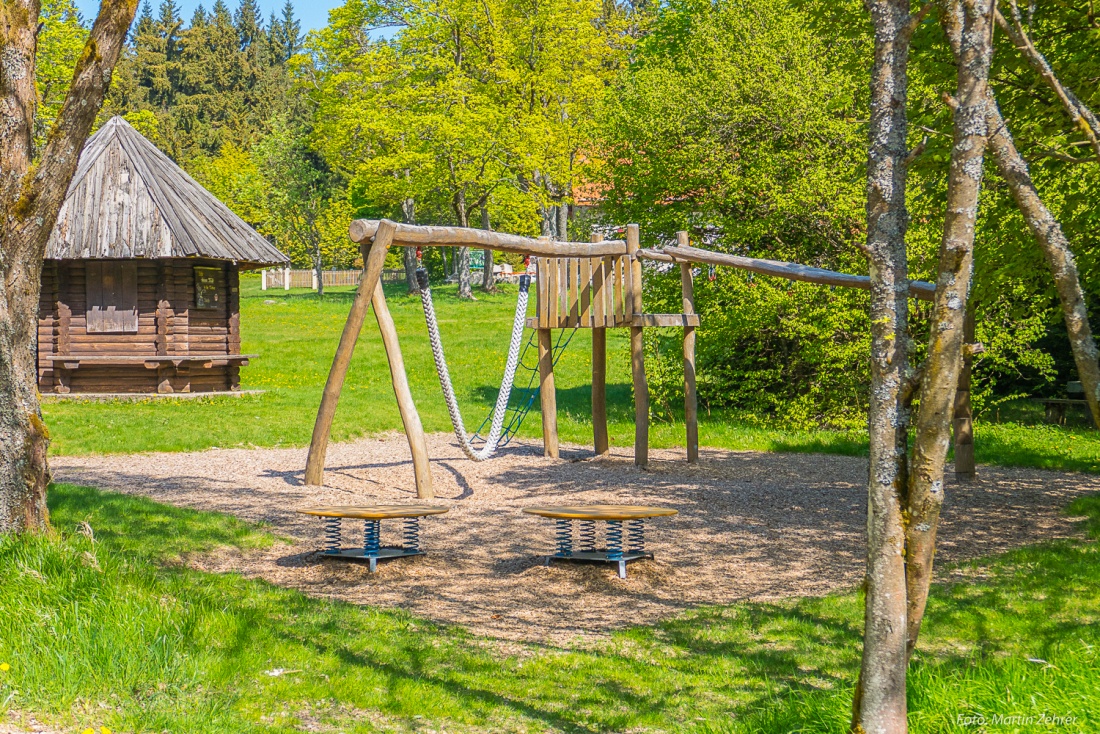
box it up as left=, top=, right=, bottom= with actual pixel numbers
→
left=51, top=435, right=1098, bottom=643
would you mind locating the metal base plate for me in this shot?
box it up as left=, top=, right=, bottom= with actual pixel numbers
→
left=545, top=550, right=654, bottom=578
left=321, top=546, right=425, bottom=572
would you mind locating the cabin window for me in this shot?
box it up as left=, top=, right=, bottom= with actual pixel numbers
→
left=194, top=266, right=221, bottom=309
left=85, top=261, right=138, bottom=333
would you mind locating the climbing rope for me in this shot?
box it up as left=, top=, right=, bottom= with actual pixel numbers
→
left=417, top=269, right=530, bottom=461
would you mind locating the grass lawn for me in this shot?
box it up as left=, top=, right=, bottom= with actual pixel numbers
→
left=0, top=485, right=1096, bottom=732
left=40, top=274, right=1100, bottom=473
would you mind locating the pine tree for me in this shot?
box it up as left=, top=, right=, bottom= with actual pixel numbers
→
left=234, top=0, right=261, bottom=50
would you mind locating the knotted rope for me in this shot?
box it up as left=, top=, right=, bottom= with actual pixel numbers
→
left=417, top=269, right=530, bottom=461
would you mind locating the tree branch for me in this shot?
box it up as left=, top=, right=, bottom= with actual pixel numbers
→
left=19, top=0, right=139, bottom=260
left=996, top=1, right=1100, bottom=161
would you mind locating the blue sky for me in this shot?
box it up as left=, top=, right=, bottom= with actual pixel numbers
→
left=75, top=0, right=344, bottom=33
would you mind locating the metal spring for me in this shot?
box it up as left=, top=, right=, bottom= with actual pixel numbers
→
left=606, top=520, right=624, bottom=560
left=627, top=519, right=646, bottom=554
left=578, top=520, right=597, bottom=552
left=363, top=520, right=381, bottom=556
left=403, top=516, right=421, bottom=552
left=555, top=518, right=574, bottom=556
left=322, top=516, right=342, bottom=554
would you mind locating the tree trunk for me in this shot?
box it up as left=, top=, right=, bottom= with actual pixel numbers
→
left=0, top=0, right=139, bottom=535
left=906, top=0, right=995, bottom=659
left=453, top=191, right=473, bottom=299
left=853, top=1, right=915, bottom=730
left=557, top=202, right=569, bottom=242
left=480, top=205, right=496, bottom=293
left=456, top=247, right=473, bottom=299
left=402, top=196, right=419, bottom=293
left=313, top=249, right=325, bottom=296
left=984, top=99, right=1100, bottom=428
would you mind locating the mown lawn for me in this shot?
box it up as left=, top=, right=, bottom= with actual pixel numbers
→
left=40, top=274, right=1100, bottom=473
left=0, top=485, right=1096, bottom=732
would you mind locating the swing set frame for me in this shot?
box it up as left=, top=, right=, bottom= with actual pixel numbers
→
left=305, top=219, right=967, bottom=501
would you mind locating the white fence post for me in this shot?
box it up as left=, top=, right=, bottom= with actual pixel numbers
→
left=261, top=269, right=267, bottom=290
left=312, top=269, right=319, bottom=291
left=284, top=266, right=291, bottom=291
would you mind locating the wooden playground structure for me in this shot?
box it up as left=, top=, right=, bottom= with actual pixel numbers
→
left=305, top=219, right=973, bottom=499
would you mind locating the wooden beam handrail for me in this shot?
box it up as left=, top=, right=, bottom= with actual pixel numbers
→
left=349, top=219, right=628, bottom=257
left=638, top=245, right=937, bottom=302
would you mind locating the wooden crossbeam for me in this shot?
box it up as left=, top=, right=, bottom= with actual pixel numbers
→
left=350, top=219, right=627, bottom=257
left=638, top=245, right=937, bottom=301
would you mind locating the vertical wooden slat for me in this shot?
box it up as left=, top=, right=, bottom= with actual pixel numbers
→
left=536, top=257, right=547, bottom=329
left=592, top=253, right=605, bottom=328
left=591, top=233, right=609, bottom=456
left=627, top=224, right=648, bottom=469
left=568, top=258, right=580, bottom=327
left=579, top=257, right=592, bottom=327
left=616, top=255, right=627, bottom=324
left=678, top=231, right=698, bottom=463
left=548, top=257, right=560, bottom=328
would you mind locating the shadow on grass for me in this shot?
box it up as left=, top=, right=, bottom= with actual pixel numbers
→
left=47, top=483, right=272, bottom=559
left=26, top=484, right=1100, bottom=732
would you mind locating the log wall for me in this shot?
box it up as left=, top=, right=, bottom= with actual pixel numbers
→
left=37, top=258, right=241, bottom=394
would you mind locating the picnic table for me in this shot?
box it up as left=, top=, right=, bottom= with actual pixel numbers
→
left=523, top=505, right=678, bottom=578
left=297, top=504, right=449, bottom=572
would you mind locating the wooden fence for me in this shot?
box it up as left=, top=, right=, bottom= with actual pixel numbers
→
left=261, top=268, right=408, bottom=291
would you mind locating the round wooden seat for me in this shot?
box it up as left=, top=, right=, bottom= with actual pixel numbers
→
left=297, top=504, right=449, bottom=520
left=522, top=505, right=678, bottom=521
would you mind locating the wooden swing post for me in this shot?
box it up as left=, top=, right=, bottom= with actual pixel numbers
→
left=591, top=232, right=610, bottom=457
left=627, top=224, right=649, bottom=468
left=678, top=231, right=699, bottom=463
left=305, top=220, right=433, bottom=497
left=372, top=281, right=434, bottom=498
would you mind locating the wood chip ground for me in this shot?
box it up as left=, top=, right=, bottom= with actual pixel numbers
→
left=52, top=435, right=1098, bottom=644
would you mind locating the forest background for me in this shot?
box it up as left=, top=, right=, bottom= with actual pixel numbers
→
left=36, top=0, right=1100, bottom=430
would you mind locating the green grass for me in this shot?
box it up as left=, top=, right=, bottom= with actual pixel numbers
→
left=1, top=485, right=1097, bottom=732
left=41, top=274, right=1100, bottom=473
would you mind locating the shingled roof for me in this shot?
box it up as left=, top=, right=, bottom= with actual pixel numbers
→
left=46, top=116, right=287, bottom=265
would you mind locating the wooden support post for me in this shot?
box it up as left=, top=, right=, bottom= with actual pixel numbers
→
left=627, top=224, right=648, bottom=468
left=305, top=220, right=397, bottom=486
left=538, top=328, right=559, bottom=458
left=954, top=304, right=976, bottom=481
left=591, top=232, right=609, bottom=457
left=678, top=231, right=698, bottom=463
left=371, top=281, right=434, bottom=499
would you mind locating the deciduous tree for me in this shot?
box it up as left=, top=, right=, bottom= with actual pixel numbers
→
left=0, top=0, right=139, bottom=534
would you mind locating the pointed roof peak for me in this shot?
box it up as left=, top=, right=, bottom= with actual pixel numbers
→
left=48, top=115, right=287, bottom=265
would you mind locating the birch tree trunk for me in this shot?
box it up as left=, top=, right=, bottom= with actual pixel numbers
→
left=480, top=205, right=496, bottom=293
left=0, top=0, right=139, bottom=534
left=853, top=1, right=915, bottom=729
left=906, top=0, right=995, bottom=657
left=982, top=100, right=1100, bottom=427
left=402, top=197, right=419, bottom=293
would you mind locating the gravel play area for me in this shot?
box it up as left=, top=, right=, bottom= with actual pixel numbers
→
left=52, top=436, right=1098, bottom=643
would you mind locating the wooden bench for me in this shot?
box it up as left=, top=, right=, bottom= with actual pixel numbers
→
left=523, top=504, right=678, bottom=578
left=297, top=504, right=449, bottom=573
left=1036, top=381, right=1094, bottom=426
left=43, top=354, right=256, bottom=394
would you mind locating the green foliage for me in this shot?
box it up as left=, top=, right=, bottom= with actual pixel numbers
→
left=34, top=0, right=88, bottom=148
left=599, top=0, right=871, bottom=427
left=0, top=484, right=1096, bottom=730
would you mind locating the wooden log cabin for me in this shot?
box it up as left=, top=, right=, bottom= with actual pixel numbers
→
left=38, top=116, right=288, bottom=395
